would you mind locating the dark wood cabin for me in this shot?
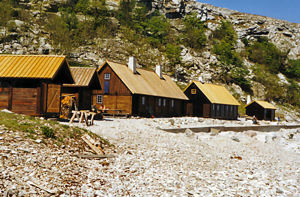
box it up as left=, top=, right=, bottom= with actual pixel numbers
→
left=62, top=67, right=101, bottom=110
left=0, top=55, right=74, bottom=116
left=245, top=100, right=276, bottom=121
left=184, top=81, right=240, bottom=120
left=94, top=58, right=189, bottom=117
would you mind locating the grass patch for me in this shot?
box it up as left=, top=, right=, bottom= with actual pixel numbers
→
left=0, top=111, right=113, bottom=148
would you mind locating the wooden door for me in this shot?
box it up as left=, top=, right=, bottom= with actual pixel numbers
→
left=203, top=104, right=211, bottom=118
left=46, top=84, right=61, bottom=113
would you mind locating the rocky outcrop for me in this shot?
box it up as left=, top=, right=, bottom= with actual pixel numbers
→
left=0, top=0, right=299, bottom=104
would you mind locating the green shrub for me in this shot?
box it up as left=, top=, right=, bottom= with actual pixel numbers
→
left=144, top=15, right=170, bottom=47
left=211, top=20, right=251, bottom=92
left=42, top=126, right=56, bottom=139
left=166, top=43, right=181, bottom=66
left=183, top=13, right=207, bottom=49
left=116, top=0, right=136, bottom=27
left=212, top=20, right=237, bottom=46
left=284, top=59, right=300, bottom=79
left=246, top=37, right=286, bottom=73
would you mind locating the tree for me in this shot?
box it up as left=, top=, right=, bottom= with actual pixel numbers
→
left=0, top=0, right=13, bottom=36
left=45, top=15, right=72, bottom=54
left=246, top=37, right=286, bottom=73
left=183, top=13, right=207, bottom=49
left=166, top=43, right=181, bottom=66
left=117, top=0, right=136, bottom=27
left=144, top=15, right=170, bottom=47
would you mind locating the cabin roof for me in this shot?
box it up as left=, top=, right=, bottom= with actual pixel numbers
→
left=0, top=55, right=74, bottom=83
left=98, top=60, right=188, bottom=100
left=63, top=67, right=101, bottom=88
left=246, top=100, right=276, bottom=109
left=185, top=81, right=240, bottom=105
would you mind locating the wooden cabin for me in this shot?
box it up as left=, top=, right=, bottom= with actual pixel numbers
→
left=184, top=81, right=240, bottom=120
left=62, top=67, right=101, bottom=110
left=0, top=55, right=74, bottom=116
left=245, top=100, right=276, bottom=121
left=94, top=57, right=189, bottom=117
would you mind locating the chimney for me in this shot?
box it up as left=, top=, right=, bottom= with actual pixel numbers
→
left=246, top=95, right=251, bottom=104
left=128, top=57, right=137, bottom=74
left=156, top=65, right=163, bottom=79
left=198, top=76, right=204, bottom=84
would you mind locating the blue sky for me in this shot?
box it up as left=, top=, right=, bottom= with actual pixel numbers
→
left=199, top=0, right=300, bottom=23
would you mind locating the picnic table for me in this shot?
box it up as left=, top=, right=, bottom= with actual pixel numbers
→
left=69, top=110, right=97, bottom=126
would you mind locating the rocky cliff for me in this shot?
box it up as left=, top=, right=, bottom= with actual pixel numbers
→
left=0, top=0, right=299, bottom=118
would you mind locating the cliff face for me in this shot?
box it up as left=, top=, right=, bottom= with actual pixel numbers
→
left=0, top=0, right=299, bottom=118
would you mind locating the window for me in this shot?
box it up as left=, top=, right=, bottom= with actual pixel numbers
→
left=191, top=89, right=197, bottom=94
left=158, top=98, right=161, bottom=106
left=104, top=81, right=109, bottom=94
left=96, top=95, right=103, bottom=104
left=142, top=96, right=145, bottom=105
left=171, top=99, right=174, bottom=108
left=104, top=73, right=111, bottom=80
left=163, top=99, right=166, bottom=107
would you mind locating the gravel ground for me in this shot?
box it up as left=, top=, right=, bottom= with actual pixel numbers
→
left=1, top=117, right=300, bottom=196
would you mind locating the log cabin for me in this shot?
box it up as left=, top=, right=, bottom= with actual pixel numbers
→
left=184, top=81, right=240, bottom=120
left=62, top=67, right=101, bottom=110
left=94, top=57, right=189, bottom=117
left=0, top=55, right=74, bottom=117
left=245, top=100, right=276, bottom=121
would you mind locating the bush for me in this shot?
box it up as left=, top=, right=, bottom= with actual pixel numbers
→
left=116, top=0, right=136, bottom=27
left=246, top=37, right=286, bottom=73
left=212, top=20, right=251, bottom=92
left=212, top=20, right=237, bottom=46
left=42, top=126, right=56, bottom=139
left=183, top=13, right=207, bottom=49
left=166, top=43, right=181, bottom=66
left=144, top=15, right=170, bottom=47
left=284, top=59, right=300, bottom=79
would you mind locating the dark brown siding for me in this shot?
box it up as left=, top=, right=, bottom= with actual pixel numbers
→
left=246, top=102, right=275, bottom=121
left=184, top=83, right=238, bottom=120
left=132, top=95, right=185, bottom=117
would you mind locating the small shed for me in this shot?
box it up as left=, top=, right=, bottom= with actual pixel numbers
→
left=62, top=67, right=101, bottom=110
left=184, top=81, right=240, bottom=120
left=95, top=58, right=189, bottom=117
left=0, top=55, right=74, bottom=116
left=245, top=100, right=276, bottom=121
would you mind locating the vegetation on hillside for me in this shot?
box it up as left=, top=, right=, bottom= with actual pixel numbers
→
left=246, top=37, right=300, bottom=107
left=211, top=21, right=251, bottom=92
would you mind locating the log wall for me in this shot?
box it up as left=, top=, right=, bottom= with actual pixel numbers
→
left=11, top=88, right=38, bottom=115
left=0, top=88, right=10, bottom=109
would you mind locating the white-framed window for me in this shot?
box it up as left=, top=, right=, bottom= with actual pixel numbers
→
left=158, top=98, right=161, bottom=106
left=171, top=99, right=174, bottom=108
left=104, top=73, right=111, bottom=80
left=163, top=99, right=166, bottom=107
left=96, top=95, right=103, bottom=104
left=142, top=96, right=145, bottom=105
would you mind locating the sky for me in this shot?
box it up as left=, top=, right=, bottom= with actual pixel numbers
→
left=199, top=0, right=300, bottom=23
